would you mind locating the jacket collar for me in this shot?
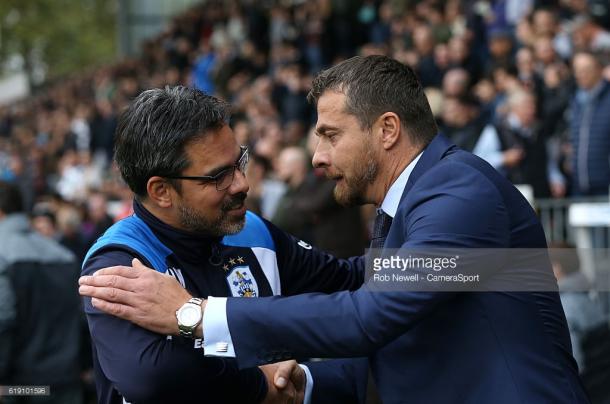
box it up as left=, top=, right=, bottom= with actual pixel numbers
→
left=133, top=200, right=222, bottom=263
left=400, top=133, right=457, bottom=201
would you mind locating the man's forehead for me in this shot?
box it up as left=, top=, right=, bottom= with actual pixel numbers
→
left=188, top=126, right=239, bottom=166
left=317, top=90, right=347, bottom=111
left=315, top=92, right=349, bottom=127
left=189, top=125, right=227, bottom=145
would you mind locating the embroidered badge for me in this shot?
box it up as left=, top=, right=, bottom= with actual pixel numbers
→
left=226, top=265, right=258, bottom=297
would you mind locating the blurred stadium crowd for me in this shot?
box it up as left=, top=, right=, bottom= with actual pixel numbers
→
left=0, top=0, right=610, bottom=402
left=1, top=0, right=610, bottom=254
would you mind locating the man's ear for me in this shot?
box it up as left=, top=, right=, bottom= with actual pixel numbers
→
left=374, top=112, right=401, bottom=150
left=146, top=176, right=174, bottom=208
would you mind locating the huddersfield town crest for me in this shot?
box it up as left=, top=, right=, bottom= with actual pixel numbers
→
left=227, top=266, right=258, bottom=297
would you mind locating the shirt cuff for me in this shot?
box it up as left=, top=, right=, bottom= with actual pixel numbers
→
left=202, top=297, right=236, bottom=358
left=299, top=364, right=314, bottom=404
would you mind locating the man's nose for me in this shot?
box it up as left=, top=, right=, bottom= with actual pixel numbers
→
left=312, top=145, right=329, bottom=169
left=229, top=168, right=249, bottom=195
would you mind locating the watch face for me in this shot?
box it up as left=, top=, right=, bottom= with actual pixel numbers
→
left=179, top=305, right=201, bottom=327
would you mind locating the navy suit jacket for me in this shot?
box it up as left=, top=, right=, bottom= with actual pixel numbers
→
left=225, top=134, right=589, bottom=403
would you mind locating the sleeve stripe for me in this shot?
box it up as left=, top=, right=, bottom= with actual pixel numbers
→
left=251, top=247, right=281, bottom=295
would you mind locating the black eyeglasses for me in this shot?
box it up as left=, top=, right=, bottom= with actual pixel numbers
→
left=166, top=146, right=249, bottom=191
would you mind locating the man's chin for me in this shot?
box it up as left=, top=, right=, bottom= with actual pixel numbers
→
left=333, top=184, right=361, bottom=207
left=222, top=215, right=246, bottom=235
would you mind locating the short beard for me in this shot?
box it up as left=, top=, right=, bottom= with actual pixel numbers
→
left=178, top=193, right=247, bottom=237
left=334, top=144, right=378, bottom=207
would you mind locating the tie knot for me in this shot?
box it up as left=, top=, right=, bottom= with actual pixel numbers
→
left=371, top=210, right=393, bottom=249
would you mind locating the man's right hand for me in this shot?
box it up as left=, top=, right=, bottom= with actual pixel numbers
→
left=260, top=360, right=306, bottom=404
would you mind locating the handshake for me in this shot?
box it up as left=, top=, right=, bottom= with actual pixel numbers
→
left=260, top=360, right=306, bottom=404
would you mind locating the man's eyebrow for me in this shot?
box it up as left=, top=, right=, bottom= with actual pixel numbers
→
left=315, top=125, right=339, bottom=136
left=201, top=148, right=241, bottom=177
left=203, top=164, right=232, bottom=178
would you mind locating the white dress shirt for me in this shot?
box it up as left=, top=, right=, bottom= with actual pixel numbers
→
left=380, top=152, right=422, bottom=218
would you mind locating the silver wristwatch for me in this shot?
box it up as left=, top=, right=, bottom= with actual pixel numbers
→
left=176, top=297, right=203, bottom=338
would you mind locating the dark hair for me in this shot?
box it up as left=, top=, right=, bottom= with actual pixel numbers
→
left=0, top=181, right=24, bottom=215
left=456, top=93, right=481, bottom=109
left=114, top=86, right=231, bottom=198
left=307, top=55, right=438, bottom=146
left=31, top=207, right=56, bottom=224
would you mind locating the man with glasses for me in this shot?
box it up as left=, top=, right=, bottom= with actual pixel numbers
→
left=81, top=86, right=366, bottom=404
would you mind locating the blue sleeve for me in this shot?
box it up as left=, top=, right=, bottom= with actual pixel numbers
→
left=83, top=249, right=267, bottom=403
left=225, top=163, right=511, bottom=368
left=263, top=218, right=366, bottom=295
left=305, top=358, right=368, bottom=404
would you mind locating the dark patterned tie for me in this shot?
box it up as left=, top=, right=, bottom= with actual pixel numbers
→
left=370, top=209, right=393, bottom=249
left=366, top=211, right=391, bottom=403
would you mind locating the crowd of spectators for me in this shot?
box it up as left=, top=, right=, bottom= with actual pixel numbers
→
left=1, top=0, right=609, bottom=253
left=0, top=0, right=609, bottom=401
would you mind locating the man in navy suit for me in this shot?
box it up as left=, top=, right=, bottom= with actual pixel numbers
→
left=80, top=56, right=589, bottom=403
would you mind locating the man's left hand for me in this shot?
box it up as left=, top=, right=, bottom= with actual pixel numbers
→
left=79, top=258, right=193, bottom=335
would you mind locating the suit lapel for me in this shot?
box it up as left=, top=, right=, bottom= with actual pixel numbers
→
left=380, top=134, right=457, bottom=248
left=400, top=134, right=457, bottom=201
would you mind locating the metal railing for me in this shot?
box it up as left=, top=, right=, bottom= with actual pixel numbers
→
left=535, top=196, right=609, bottom=245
